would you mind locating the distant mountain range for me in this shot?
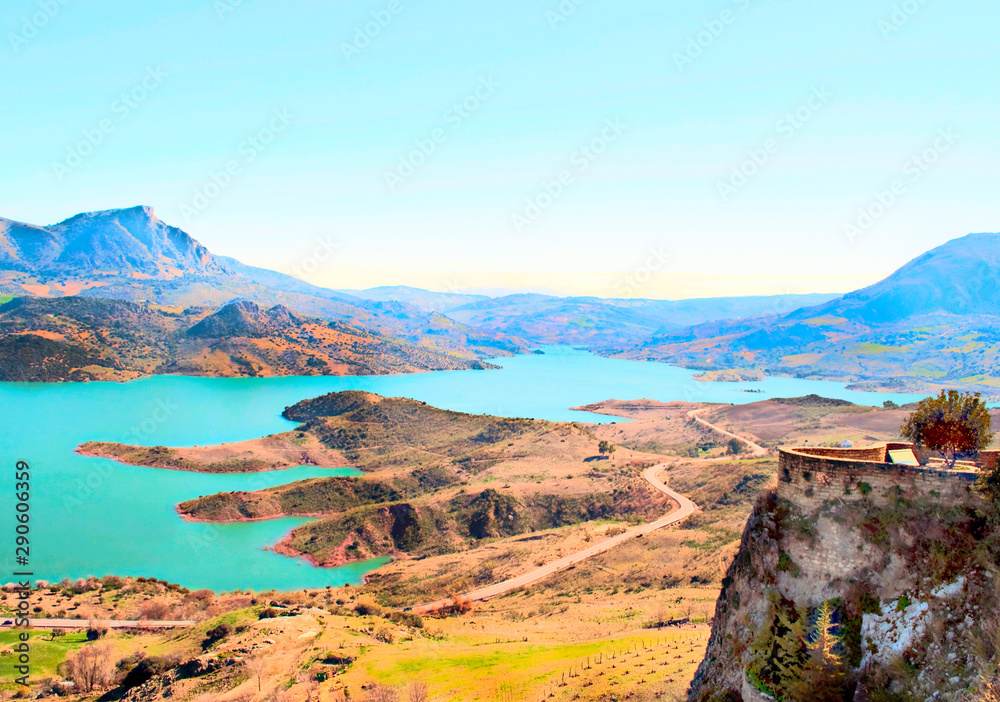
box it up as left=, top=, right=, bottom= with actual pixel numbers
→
left=339, top=287, right=840, bottom=345
left=0, top=207, right=528, bottom=372
left=3, top=206, right=996, bottom=391
left=612, top=232, right=1000, bottom=394
left=0, top=207, right=839, bottom=374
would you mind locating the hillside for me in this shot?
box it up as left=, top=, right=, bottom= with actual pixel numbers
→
left=0, top=207, right=528, bottom=362
left=611, top=232, right=1000, bottom=394
left=0, top=297, right=496, bottom=381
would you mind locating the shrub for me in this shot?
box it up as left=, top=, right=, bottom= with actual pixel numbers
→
left=354, top=596, right=386, bottom=618
left=373, top=625, right=396, bottom=643
left=204, top=621, right=233, bottom=647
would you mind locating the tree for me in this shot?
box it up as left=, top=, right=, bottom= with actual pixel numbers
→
left=726, top=438, right=743, bottom=455
left=598, top=440, right=617, bottom=459
left=365, top=684, right=400, bottom=702
left=246, top=656, right=268, bottom=693
left=65, top=643, right=116, bottom=692
left=900, top=390, right=994, bottom=469
left=407, top=681, right=429, bottom=702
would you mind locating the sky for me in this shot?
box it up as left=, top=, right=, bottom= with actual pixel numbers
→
left=1, top=0, right=998, bottom=299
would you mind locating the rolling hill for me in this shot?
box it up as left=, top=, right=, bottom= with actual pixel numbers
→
left=0, top=297, right=496, bottom=382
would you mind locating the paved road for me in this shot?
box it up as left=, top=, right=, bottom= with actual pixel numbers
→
left=411, top=462, right=697, bottom=614
left=0, top=618, right=195, bottom=629
left=687, top=407, right=768, bottom=457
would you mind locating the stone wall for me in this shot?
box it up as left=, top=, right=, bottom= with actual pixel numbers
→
left=778, top=446, right=978, bottom=511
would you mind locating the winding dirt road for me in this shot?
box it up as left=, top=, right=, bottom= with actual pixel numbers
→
left=687, top=407, right=768, bottom=457
left=411, top=408, right=771, bottom=614
left=411, top=462, right=696, bottom=614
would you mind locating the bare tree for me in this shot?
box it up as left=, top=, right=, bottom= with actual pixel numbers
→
left=65, top=643, right=116, bottom=692
left=407, top=681, right=429, bottom=702
left=365, top=684, right=400, bottom=702
left=246, top=656, right=268, bottom=693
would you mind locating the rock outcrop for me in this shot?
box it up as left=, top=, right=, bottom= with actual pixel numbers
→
left=689, top=445, right=1000, bottom=701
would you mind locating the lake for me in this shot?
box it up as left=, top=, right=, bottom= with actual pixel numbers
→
left=0, top=346, right=924, bottom=592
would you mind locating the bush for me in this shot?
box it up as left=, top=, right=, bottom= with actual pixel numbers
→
left=204, top=622, right=233, bottom=646
left=373, top=625, right=396, bottom=643
left=138, top=598, right=172, bottom=620
left=354, top=596, right=386, bottom=618
left=119, top=653, right=183, bottom=690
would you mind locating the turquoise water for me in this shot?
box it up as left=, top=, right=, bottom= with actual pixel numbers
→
left=0, top=346, right=924, bottom=592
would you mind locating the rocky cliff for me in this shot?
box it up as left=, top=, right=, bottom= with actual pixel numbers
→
left=689, top=446, right=1000, bottom=701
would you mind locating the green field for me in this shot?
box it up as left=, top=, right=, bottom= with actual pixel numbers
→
left=349, top=631, right=707, bottom=701
left=0, top=296, right=14, bottom=305
left=0, top=629, right=89, bottom=687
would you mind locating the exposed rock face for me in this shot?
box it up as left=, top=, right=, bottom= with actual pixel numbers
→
left=689, top=446, right=1000, bottom=701
left=0, top=206, right=224, bottom=278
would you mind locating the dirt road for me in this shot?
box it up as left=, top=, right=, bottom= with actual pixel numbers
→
left=411, top=462, right=696, bottom=614
left=687, top=407, right=768, bottom=457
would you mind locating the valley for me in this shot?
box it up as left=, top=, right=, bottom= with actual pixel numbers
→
left=5, top=389, right=963, bottom=701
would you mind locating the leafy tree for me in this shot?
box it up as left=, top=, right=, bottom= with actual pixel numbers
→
left=727, top=438, right=743, bottom=455
left=883, top=400, right=899, bottom=410
left=598, top=440, right=617, bottom=458
left=900, top=390, right=994, bottom=469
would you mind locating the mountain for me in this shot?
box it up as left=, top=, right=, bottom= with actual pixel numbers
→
left=0, top=206, right=222, bottom=279
left=336, top=285, right=489, bottom=313
left=0, top=207, right=528, bottom=363
left=0, top=297, right=496, bottom=382
left=786, top=232, right=1000, bottom=324
left=613, top=232, right=1000, bottom=393
left=446, top=292, right=841, bottom=346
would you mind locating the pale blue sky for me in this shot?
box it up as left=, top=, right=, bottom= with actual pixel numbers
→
left=2, top=0, right=998, bottom=297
